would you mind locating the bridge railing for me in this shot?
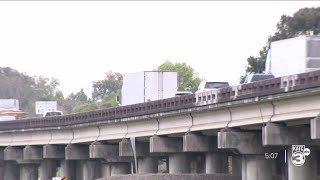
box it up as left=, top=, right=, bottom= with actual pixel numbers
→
left=195, top=70, right=320, bottom=106
left=2, top=70, right=320, bottom=131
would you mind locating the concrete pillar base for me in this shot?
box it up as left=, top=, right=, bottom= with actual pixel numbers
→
left=205, top=152, right=228, bottom=174
left=4, top=161, right=19, bottom=180
left=110, top=163, right=131, bottom=176
left=40, top=160, right=57, bottom=180
left=20, top=164, right=38, bottom=180
left=242, top=155, right=272, bottom=180
left=169, top=153, right=190, bottom=174
left=138, top=157, right=158, bottom=174
left=60, top=160, right=76, bottom=180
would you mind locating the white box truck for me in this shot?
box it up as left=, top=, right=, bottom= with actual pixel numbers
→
left=265, top=35, right=320, bottom=77
left=121, top=71, right=178, bottom=106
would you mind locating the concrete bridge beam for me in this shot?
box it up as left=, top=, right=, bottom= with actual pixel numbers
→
left=39, top=160, right=57, bottom=180
left=150, top=136, right=183, bottom=153
left=43, top=145, right=65, bottom=159
left=60, top=160, right=76, bottom=180
left=119, top=138, right=149, bottom=157
left=263, top=123, right=317, bottom=145
left=90, top=142, right=132, bottom=162
left=183, top=132, right=228, bottom=174
left=218, top=129, right=274, bottom=180
left=23, top=145, right=43, bottom=160
left=4, top=146, right=23, bottom=161
left=65, top=144, right=89, bottom=160
left=183, top=132, right=216, bottom=152
left=20, top=164, right=38, bottom=180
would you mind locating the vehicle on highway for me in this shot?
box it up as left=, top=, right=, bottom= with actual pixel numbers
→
left=244, top=73, right=275, bottom=83
left=174, top=91, right=193, bottom=97
left=196, top=81, right=229, bottom=93
left=43, top=111, right=63, bottom=117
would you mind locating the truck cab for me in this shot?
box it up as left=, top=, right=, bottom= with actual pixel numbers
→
left=196, top=81, right=229, bottom=93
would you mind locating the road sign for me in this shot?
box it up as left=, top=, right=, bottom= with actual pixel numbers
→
left=35, top=101, right=57, bottom=115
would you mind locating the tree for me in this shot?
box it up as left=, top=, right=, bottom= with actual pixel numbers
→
left=92, top=71, right=122, bottom=101
left=0, top=67, right=62, bottom=114
left=156, top=61, right=202, bottom=92
left=241, top=7, right=320, bottom=82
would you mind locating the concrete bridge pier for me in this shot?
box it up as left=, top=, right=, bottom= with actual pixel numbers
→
left=150, top=135, right=190, bottom=174
left=168, top=153, right=190, bottom=173
left=79, top=160, right=102, bottom=180
left=60, top=160, right=76, bottom=179
left=4, top=161, right=19, bottom=180
left=205, top=152, right=228, bottom=173
left=101, top=163, right=111, bottom=177
left=263, top=122, right=318, bottom=179
left=242, top=155, right=272, bottom=180
left=119, top=138, right=157, bottom=174
left=110, top=162, right=131, bottom=176
left=231, top=155, right=242, bottom=175
left=137, top=157, right=158, bottom=174
left=39, top=160, right=58, bottom=180
left=20, top=164, right=39, bottom=180
left=183, top=132, right=228, bottom=174
left=218, top=130, right=273, bottom=180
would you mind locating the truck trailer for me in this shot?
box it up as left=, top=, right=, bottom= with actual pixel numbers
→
left=265, top=35, right=320, bottom=77
left=121, top=71, right=178, bottom=106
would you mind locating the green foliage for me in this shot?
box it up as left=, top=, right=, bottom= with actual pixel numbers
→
left=0, top=67, right=62, bottom=114
left=242, top=7, right=320, bottom=82
left=72, top=102, right=98, bottom=113
left=156, top=61, right=202, bottom=92
left=92, top=71, right=122, bottom=101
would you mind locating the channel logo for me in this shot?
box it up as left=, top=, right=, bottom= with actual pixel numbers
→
left=291, top=145, right=311, bottom=167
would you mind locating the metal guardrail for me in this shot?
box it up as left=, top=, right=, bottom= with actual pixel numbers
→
left=1, top=70, right=320, bottom=131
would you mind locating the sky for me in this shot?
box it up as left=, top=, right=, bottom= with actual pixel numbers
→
left=0, top=1, right=319, bottom=97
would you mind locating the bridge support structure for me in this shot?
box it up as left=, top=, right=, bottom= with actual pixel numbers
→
left=218, top=129, right=274, bottom=180
left=263, top=122, right=318, bottom=180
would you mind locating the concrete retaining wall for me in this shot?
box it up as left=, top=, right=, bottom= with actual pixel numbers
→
left=97, top=174, right=241, bottom=180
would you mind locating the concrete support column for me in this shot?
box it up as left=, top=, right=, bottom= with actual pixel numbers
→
left=81, top=160, right=102, bottom=180
left=205, top=152, right=228, bottom=174
left=4, top=161, right=19, bottom=180
left=110, top=162, right=131, bottom=176
left=242, top=155, right=272, bottom=180
left=138, top=157, right=158, bottom=174
left=60, top=160, right=76, bottom=180
left=101, top=163, right=111, bottom=177
left=231, top=155, right=242, bottom=175
left=169, top=153, right=190, bottom=174
left=0, top=161, right=4, bottom=178
left=39, top=160, right=57, bottom=180
left=218, top=129, right=274, bottom=179
left=20, top=164, right=38, bottom=180
left=288, top=146, right=317, bottom=180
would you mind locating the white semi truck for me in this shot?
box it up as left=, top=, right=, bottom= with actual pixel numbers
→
left=265, top=35, right=320, bottom=77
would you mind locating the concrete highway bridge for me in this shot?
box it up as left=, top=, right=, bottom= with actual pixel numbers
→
left=1, top=70, right=320, bottom=180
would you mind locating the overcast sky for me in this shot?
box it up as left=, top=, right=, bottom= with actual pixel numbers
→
left=0, top=1, right=319, bottom=97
